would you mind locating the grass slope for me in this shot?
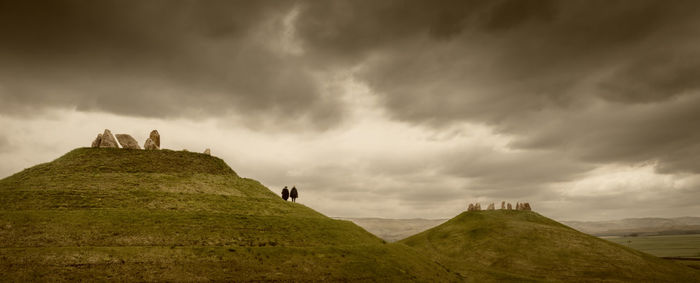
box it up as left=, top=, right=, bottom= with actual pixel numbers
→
left=0, top=148, right=455, bottom=281
left=400, top=210, right=700, bottom=282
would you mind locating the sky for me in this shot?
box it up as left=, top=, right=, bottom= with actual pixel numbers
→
left=1, top=0, right=700, bottom=221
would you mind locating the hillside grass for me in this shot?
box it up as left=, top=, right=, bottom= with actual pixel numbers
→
left=400, top=210, right=700, bottom=282
left=0, top=148, right=457, bottom=281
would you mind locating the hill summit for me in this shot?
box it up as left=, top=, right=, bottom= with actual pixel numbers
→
left=0, top=148, right=454, bottom=281
left=400, top=210, right=699, bottom=281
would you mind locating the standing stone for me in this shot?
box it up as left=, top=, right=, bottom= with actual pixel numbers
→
left=487, top=203, right=495, bottom=210
left=507, top=203, right=513, bottom=210
left=203, top=148, right=211, bottom=155
left=523, top=202, right=532, bottom=211
left=501, top=201, right=505, bottom=210
left=115, top=134, right=141, bottom=149
left=91, top=133, right=102, bottom=148
left=516, top=203, right=521, bottom=210
left=99, top=129, right=119, bottom=148
left=468, top=203, right=474, bottom=212
left=475, top=203, right=481, bottom=211
left=144, top=138, right=159, bottom=150
left=149, top=130, right=160, bottom=148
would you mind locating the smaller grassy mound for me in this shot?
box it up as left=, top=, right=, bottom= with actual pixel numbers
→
left=400, top=210, right=700, bottom=282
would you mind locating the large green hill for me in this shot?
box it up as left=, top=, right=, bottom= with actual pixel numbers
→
left=0, top=148, right=455, bottom=281
left=400, top=210, right=699, bottom=282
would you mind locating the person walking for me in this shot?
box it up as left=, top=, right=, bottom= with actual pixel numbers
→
left=290, top=186, right=298, bottom=203
left=281, top=186, right=289, bottom=201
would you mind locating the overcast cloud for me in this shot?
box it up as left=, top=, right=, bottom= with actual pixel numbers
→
left=1, top=0, right=699, bottom=221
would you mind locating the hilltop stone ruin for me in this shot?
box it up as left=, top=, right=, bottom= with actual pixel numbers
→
left=115, top=134, right=141, bottom=149
left=144, top=138, right=159, bottom=150
left=91, top=133, right=102, bottom=148
left=467, top=203, right=483, bottom=211
left=143, top=130, right=160, bottom=150
left=149, top=130, right=160, bottom=147
left=89, top=129, right=212, bottom=155
left=467, top=201, right=532, bottom=212
left=98, top=129, right=119, bottom=148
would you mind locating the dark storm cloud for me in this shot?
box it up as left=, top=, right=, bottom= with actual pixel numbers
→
left=510, top=94, right=700, bottom=174
left=291, top=0, right=700, bottom=174
left=298, top=0, right=699, bottom=121
left=2, top=0, right=700, bottom=219
left=599, top=54, right=700, bottom=103
left=0, top=0, right=342, bottom=129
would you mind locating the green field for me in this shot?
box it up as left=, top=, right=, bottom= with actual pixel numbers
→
left=603, top=234, right=700, bottom=258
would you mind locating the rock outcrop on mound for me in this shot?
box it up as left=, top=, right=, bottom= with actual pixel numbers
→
left=90, top=129, right=162, bottom=150
left=144, top=138, right=159, bottom=150
left=514, top=202, right=532, bottom=211
left=467, top=203, right=482, bottom=211
left=468, top=201, right=530, bottom=212
left=204, top=148, right=211, bottom=155
left=115, top=134, right=141, bottom=149
left=99, top=129, right=119, bottom=148
left=149, top=130, right=160, bottom=148
left=91, top=133, right=102, bottom=148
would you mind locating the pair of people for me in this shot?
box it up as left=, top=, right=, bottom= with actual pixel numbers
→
left=281, top=186, right=298, bottom=202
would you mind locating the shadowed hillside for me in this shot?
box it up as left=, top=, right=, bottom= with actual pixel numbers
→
left=400, top=210, right=699, bottom=282
left=0, top=148, right=456, bottom=281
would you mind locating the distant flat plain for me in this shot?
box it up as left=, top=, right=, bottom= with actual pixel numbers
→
left=603, top=234, right=700, bottom=271
left=603, top=234, right=700, bottom=258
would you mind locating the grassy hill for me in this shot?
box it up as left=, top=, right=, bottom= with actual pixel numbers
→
left=400, top=210, right=699, bottom=282
left=3, top=148, right=697, bottom=282
left=0, top=148, right=455, bottom=281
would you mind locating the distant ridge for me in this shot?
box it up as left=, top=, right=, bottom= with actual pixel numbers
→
left=563, top=217, right=700, bottom=236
